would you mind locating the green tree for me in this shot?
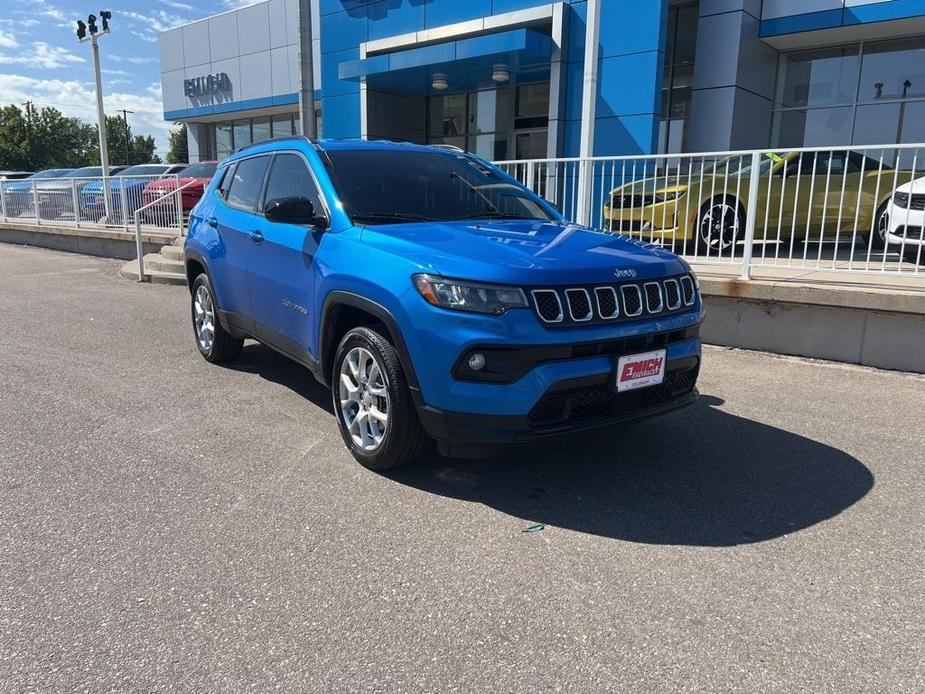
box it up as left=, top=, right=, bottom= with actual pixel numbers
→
left=166, top=125, right=188, bottom=164
left=0, top=104, right=162, bottom=170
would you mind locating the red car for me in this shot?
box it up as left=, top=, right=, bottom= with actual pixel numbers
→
left=141, top=161, right=217, bottom=223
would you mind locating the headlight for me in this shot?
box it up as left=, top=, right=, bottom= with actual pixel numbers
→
left=413, top=274, right=528, bottom=315
left=653, top=190, right=685, bottom=203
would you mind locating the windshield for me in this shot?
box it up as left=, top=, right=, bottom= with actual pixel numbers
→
left=324, top=149, right=556, bottom=225
left=178, top=162, right=217, bottom=179
left=121, top=165, right=168, bottom=176
left=32, top=169, right=73, bottom=179
left=71, top=167, right=104, bottom=177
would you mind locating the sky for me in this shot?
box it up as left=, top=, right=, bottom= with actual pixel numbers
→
left=0, top=0, right=263, bottom=158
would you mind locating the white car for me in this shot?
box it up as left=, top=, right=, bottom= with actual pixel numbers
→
left=884, top=177, right=925, bottom=263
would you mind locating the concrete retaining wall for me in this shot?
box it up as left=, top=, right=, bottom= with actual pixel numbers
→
left=701, top=278, right=925, bottom=374
left=0, top=222, right=174, bottom=261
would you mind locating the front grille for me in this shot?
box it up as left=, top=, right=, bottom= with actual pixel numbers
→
left=595, top=286, right=619, bottom=319
left=892, top=225, right=925, bottom=240
left=531, top=289, right=563, bottom=323
left=664, top=279, right=682, bottom=310
left=612, top=194, right=656, bottom=209
left=529, top=275, right=697, bottom=326
left=528, top=363, right=699, bottom=427
left=565, top=289, right=592, bottom=321
left=621, top=285, right=643, bottom=317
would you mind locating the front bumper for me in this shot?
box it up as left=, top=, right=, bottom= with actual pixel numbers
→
left=886, top=201, right=925, bottom=246
left=417, top=356, right=700, bottom=457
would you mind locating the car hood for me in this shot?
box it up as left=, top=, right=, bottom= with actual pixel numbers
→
left=359, top=219, right=688, bottom=285
left=897, top=176, right=925, bottom=195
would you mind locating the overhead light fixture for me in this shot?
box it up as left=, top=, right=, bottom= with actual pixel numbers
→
left=491, top=64, right=510, bottom=83
left=432, top=73, right=448, bottom=91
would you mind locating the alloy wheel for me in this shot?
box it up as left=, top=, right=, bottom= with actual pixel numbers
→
left=700, top=202, right=738, bottom=252
left=338, top=346, right=390, bottom=451
left=193, top=285, right=215, bottom=352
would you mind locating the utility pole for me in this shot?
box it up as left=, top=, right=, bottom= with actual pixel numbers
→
left=297, top=0, right=316, bottom=138
left=77, top=11, right=113, bottom=220
left=118, top=109, right=134, bottom=164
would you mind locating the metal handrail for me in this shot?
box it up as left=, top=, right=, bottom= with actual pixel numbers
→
left=495, top=142, right=925, bottom=166
left=133, top=179, right=199, bottom=282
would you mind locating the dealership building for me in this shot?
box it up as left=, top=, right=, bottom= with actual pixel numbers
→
left=159, top=0, right=925, bottom=162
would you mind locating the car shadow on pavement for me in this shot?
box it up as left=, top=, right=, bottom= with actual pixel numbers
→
left=386, top=395, right=874, bottom=546
left=228, top=345, right=873, bottom=546
left=231, top=343, right=335, bottom=414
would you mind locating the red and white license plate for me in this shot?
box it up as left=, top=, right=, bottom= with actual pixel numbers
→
left=616, top=349, right=667, bottom=392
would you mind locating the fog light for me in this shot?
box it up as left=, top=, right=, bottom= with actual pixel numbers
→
left=467, top=353, right=486, bottom=371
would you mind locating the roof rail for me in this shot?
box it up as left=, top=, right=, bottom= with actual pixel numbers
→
left=232, top=135, right=314, bottom=155
left=430, top=143, right=465, bottom=153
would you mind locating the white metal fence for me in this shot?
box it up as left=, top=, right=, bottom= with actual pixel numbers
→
left=0, top=174, right=184, bottom=231
left=497, top=144, right=925, bottom=280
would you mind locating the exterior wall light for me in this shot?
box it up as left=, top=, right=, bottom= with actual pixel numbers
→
left=491, top=64, right=510, bottom=83
left=432, top=73, right=448, bottom=91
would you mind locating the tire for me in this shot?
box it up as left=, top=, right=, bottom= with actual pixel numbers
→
left=332, top=326, right=430, bottom=470
left=190, top=273, right=243, bottom=364
left=697, top=197, right=743, bottom=253
left=902, top=245, right=925, bottom=265
left=870, top=200, right=890, bottom=250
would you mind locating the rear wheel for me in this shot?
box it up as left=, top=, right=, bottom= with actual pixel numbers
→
left=190, top=273, right=243, bottom=363
left=332, top=327, right=430, bottom=470
left=698, top=198, right=742, bottom=252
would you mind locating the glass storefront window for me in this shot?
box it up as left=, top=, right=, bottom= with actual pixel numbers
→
left=233, top=121, right=251, bottom=149
left=858, top=37, right=925, bottom=103
left=659, top=3, right=698, bottom=154
left=215, top=122, right=233, bottom=159
left=469, top=89, right=511, bottom=135
left=772, top=107, right=854, bottom=147
left=252, top=117, right=271, bottom=144
left=272, top=114, right=294, bottom=138
left=429, top=93, right=467, bottom=138
left=772, top=38, right=925, bottom=148
left=775, top=46, right=860, bottom=109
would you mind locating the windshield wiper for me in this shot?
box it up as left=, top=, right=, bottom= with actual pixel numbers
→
left=351, top=212, right=432, bottom=224
left=455, top=211, right=536, bottom=220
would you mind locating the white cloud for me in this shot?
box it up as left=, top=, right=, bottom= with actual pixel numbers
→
left=0, top=73, right=172, bottom=157
left=0, top=42, right=85, bottom=70
left=109, top=54, right=157, bottom=65
left=221, top=0, right=265, bottom=7
left=0, top=35, right=18, bottom=50
left=161, top=0, right=195, bottom=10
left=121, top=9, right=187, bottom=42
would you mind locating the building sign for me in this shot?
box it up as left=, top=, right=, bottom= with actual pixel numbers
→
left=184, top=73, right=231, bottom=98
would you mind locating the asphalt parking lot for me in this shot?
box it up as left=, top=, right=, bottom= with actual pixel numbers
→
left=1, top=243, right=923, bottom=693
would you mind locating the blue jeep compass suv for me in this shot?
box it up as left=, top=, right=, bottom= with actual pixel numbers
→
left=184, top=137, right=702, bottom=469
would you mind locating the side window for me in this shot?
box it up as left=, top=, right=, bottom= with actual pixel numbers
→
left=216, top=164, right=235, bottom=199
left=226, top=156, right=270, bottom=212
left=263, top=153, right=325, bottom=219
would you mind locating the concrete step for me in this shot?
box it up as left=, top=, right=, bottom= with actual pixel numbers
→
left=160, top=244, right=184, bottom=261
left=119, top=258, right=187, bottom=286
left=144, top=253, right=184, bottom=274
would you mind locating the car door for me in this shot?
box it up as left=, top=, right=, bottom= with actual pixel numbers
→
left=246, top=151, right=328, bottom=363
left=211, top=155, right=271, bottom=324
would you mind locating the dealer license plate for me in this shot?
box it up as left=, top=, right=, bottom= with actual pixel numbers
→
left=616, top=349, right=667, bottom=392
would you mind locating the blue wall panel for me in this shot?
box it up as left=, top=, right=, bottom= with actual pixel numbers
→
left=322, top=93, right=362, bottom=138
left=425, top=0, right=493, bottom=28
left=368, top=0, right=426, bottom=40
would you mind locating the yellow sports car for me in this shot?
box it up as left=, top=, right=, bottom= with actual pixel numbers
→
left=603, top=151, right=912, bottom=252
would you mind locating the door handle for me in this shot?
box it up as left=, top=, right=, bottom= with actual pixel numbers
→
left=207, top=216, right=218, bottom=227
left=250, top=229, right=264, bottom=244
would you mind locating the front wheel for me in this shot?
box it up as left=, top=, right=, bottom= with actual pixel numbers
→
left=332, top=327, right=430, bottom=470
left=870, top=200, right=890, bottom=250
left=698, top=198, right=742, bottom=253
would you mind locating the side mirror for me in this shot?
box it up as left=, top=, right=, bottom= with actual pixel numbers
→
left=265, top=196, right=328, bottom=229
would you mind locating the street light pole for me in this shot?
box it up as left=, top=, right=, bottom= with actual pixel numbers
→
left=78, top=12, right=113, bottom=221
left=118, top=109, right=134, bottom=164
